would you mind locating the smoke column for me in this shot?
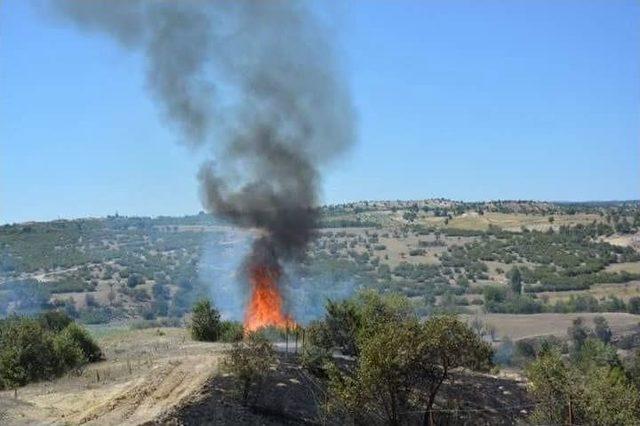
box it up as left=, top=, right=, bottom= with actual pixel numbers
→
left=52, top=0, right=356, bottom=327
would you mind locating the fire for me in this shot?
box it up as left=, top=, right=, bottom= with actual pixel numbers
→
left=244, top=264, right=293, bottom=332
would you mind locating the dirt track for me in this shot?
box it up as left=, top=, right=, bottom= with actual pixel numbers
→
left=0, top=328, right=226, bottom=425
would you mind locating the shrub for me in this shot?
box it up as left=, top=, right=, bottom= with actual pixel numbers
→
left=527, top=349, right=640, bottom=425
left=300, top=344, right=332, bottom=378
left=47, top=277, right=93, bottom=293
left=0, top=314, right=101, bottom=390
left=0, top=318, right=58, bottom=388
left=53, top=330, right=85, bottom=370
left=224, top=333, right=276, bottom=405
left=409, top=248, right=425, bottom=256
left=190, top=299, right=221, bottom=342
left=127, top=273, right=145, bottom=288
left=129, top=317, right=182, bottom=330
left=628, top=297, right=640, bottom=314
left=327, top=314, right=492, bottom=425
left=38, top=310, right=73, bottom=333
left=219, top=321, right=244, bottom=343
left=60, top=323, right=103, bottom=362
left=78, top=307, right=111, bottom=324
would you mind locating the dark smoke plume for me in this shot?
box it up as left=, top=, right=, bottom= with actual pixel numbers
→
left=51, top=1, right=355, bottom=282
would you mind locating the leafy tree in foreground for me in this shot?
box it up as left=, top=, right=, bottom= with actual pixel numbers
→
left=526, top=349, right=580, bottom=425
left=527, top=344, right=640, bottom=425
left=417, top=315, right=493, bottom=425
left=322, top=298, right=362, bottom=356
left=327, top=313, right=492, bottom=426
left=307, top=290, right=413, bottom=359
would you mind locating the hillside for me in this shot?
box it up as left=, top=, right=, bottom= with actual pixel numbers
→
left=2, top=200, right=640, bottom=425
left=2, top=200, right=639, bottom=332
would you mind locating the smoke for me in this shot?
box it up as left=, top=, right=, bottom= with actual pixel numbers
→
left=198, top=230, right=252, bottom=322
left=51, top=1, right=356, bottom=316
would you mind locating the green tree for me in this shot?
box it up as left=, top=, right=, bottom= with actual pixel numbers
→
left=578, top=366, right=640, bottom=425
left=322, top=299, right=362, bottom=356
left=527, top=343, right=640, bottom=425
left=308, top=291, right=412, bottom=358
left=60, top=322, right=103, bottom=362
left=327, top=315, right=492, bottom=426
left=53, top=330, right=85, bottom=371
left=189, top=299, right=221, bottom=342
left=417, top=316, right=493, bottom=425
left=38, top=310, right=73, bottom=333
left=628, top=297, right=640, bottom=314
left=593, top=316, right=612, bottom=344
left=0, top=318, right=57, bottom=389
left=127, top=273, right=145, bottom=288
left=568, top=317, right=592, bottom=352
left=331, top=320, right=420, bottom=424
left=526, top=349, right=580, bottom=425
left=507, top=266, right=522, bottom=294
left=627, top=350, right=640, bottom=390
left=403, top=210, right=418, bottom=222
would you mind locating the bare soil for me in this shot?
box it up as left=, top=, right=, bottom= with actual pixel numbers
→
left=158, top=355, right=531, bottom=426
left=0, top=328, right=226, bottom=425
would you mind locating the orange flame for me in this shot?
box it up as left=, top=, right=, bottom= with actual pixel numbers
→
left=244, top=264, right=294, bottom=332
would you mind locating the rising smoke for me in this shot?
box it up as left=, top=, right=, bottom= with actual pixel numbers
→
left=51, top=0, right=356, bottom=316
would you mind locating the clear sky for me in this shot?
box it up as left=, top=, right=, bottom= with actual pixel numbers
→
left=1, top=1, right=639, bottom=224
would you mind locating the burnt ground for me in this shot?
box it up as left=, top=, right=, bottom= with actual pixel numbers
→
left=154, top=354, right=531, bottom=426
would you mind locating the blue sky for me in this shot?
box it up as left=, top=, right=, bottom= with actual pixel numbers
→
left=1, top=1, right=639, bottom=224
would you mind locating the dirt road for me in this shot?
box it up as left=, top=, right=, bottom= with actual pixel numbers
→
left=0, top=328, right=227, bottom=425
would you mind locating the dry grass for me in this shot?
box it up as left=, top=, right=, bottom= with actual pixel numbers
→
left=606, top=261, right=640, bottom=274
left=538, top=280, right=640, bottom=303
left=462, top=312, right=640, bottom=341
left=444, top=212, right=600, bottom=232
left=0, top=327, right=228, bottom=426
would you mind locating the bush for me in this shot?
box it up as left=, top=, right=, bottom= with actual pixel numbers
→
left=78, top=307, right=112, bottom=324
left=0, top=313, right=102, bottom=390
left=527, top=348, right=640, bottom=425
left=224, top=333, right=275, bottom=405
left=38, top=310, right=73, bottom=333
left=60, top=323, right=103, bottom=362
left=129, top=317, right=182, bottom=330
left=47, top=277, right=93, bottom=293
left=127, top=273, right=145, bottom=288
left=219, top=321, right=244, bottom=343
left=326, top=314, right=492, bottom=425
left=628, top=297, right=640, bottom=314
left=300, top=344, right=332, bottom=378
left=53, top=330, right=85, bottom=370
left=0, top=318, right=58, bottom=388
left=190, top=299, right=221, bottom=342
left=409, top=248, right=426, bottom=256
